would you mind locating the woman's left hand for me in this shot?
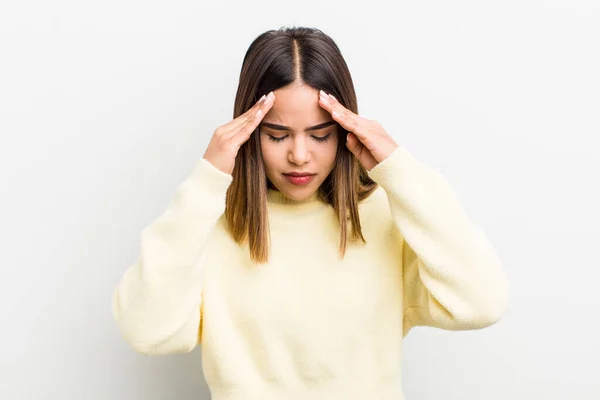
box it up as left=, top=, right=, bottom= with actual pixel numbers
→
left=319, top=90, right=399, bottom=171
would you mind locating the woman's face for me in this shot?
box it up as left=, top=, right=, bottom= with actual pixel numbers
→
left=259, top=83, right=339, bottom=202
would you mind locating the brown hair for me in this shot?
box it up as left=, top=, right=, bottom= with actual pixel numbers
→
left=225, top=26, right=378, bottom=264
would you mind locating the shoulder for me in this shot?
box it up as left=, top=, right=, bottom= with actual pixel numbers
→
left=358, top=185, right=394, bottom=225
left=360, top=184, right=388, bottom=207
left=353, top=185, right=402, bottom=247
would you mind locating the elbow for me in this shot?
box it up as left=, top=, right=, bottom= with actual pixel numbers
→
left=464, top=275, right=510, bottom=329
left=443, top=302, right=508, bottom=331
left=470, top=231, right=511, bottom=328
left=437, top=274, right=510, bottom=331
left=114, top=316, right=198, bottom=356
left=469, top=302, right=507, bottom=329
left=127, top=337, right=197, bottom=356
left=112, top=290, right=197, bottom=356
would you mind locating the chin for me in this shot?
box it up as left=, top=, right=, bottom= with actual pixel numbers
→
left=276, top=180, right=319, bottom=201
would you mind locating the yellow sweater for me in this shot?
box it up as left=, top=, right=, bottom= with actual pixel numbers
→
left=112, top=145, right=510, bottom=400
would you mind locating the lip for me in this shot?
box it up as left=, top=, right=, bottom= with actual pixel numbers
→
left=283, top=172, right=316, bottom=186
left=284, top=172, right=316, bottom=177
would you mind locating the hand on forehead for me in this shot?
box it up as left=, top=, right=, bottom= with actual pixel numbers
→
left=262, top=84, right=334, bottom=133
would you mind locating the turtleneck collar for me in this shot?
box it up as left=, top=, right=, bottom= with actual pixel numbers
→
left=267, top=189, right=320, bottom=204
left=266, top=188, right=330, bottom=216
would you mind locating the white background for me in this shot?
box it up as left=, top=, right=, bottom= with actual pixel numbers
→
left=1, top=1, right=598, bottom=399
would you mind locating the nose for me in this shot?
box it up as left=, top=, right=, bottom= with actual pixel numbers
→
left=288, top=135, right=311, bottom=165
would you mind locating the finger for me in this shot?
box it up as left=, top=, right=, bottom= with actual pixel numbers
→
left=230, top=93, right=275, bottom=146
left=318, top=91, right=370, bottom=140
left=230, top=92, right=275, bottom=139
left=223, top=92, right=272, bottom=134
left=226, top=94, right=268, bottom=132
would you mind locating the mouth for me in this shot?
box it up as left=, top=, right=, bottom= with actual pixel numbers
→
left=284, top=172, right=316, bottom=177
left=282, top=172, right=316, bottom=186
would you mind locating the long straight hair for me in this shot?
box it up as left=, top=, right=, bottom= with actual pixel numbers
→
left=225, top=26, right=378, bottom=264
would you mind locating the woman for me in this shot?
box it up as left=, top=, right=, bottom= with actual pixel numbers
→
left=112, top=26, right=510, bottom=399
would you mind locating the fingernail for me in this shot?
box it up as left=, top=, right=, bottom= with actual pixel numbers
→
left=258, top=94, right=267, bottom=103
left=319, top=90, right=329, bottom=98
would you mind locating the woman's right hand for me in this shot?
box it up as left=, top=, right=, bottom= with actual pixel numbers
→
left=202, top=91, right=275, bottom=175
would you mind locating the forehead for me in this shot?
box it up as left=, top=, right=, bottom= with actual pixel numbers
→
left=263, top=83, right=331, bottom=129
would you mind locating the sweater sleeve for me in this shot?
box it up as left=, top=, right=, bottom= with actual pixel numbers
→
left=367, top=146, right=510, bottom=338
left=112, top=157, right=232, bottom=355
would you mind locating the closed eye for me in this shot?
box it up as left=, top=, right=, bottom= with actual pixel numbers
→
left=267, top=135, right=287, bottom=143
left=312, top=133, right=332, bottom=143
left=266, top=133, right=333, bottom=143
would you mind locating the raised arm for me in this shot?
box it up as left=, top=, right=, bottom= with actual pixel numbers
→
left=113, top=92, right=275, bottom=355
left=367, top=146, right=510, bottom=338
left=112, top=158, right=232, bottom=355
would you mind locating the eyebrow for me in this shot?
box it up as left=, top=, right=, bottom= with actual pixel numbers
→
left=259, top=120, right=337, bottom=132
